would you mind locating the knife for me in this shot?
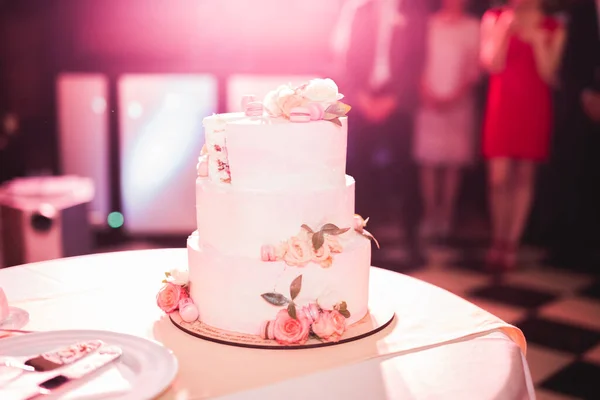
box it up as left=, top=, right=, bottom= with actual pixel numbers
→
left=11, top=344, right=123, bottom=400
left=2, top=340, right=104, bottom=372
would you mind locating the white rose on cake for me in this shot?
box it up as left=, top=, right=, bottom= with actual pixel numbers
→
left=300, top=78, right=342, bottom=104
left=167, top=267, right=189, bottom=286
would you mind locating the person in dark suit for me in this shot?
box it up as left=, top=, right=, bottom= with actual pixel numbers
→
left=543, top=0, right=600, bottom=268
left=332, top=0, right=429, bottom=265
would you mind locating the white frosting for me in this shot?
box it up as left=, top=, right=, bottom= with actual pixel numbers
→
left=202, top=114, right=347, bottom=190
left=196, top=176, right=355, bottom=258
left=188, top=232, right=371, bottom=335
left=189, top=88, right=369, bottom=339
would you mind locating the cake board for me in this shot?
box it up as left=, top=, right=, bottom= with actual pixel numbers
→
left=169, top=298, right=394, bottom=350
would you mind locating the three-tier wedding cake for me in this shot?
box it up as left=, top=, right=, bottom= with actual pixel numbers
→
left=157, top=78, right=378, bottom=346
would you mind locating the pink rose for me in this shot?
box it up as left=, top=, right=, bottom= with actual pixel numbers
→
left=279, top=95, right=304, bottom=118
left=272, top=309, right=311, bottom=345
left=156, top=283, right=187, bottom=313
left=283, top=236, right=312, bottom=267
left=263, top=85, right=305, bottom=118
left=261, top=245, right=277, bottom=262
left=312, top=242, right=333, bottom=268
left=311, top=310, right=346, bottom=343
left=325, top=234, right=343, bottom=254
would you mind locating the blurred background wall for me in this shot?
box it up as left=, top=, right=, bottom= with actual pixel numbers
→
left=0, top=0, right=587, bottom=248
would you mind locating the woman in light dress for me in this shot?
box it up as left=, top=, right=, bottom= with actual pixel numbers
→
left=413, top=0, right=480, bottom=239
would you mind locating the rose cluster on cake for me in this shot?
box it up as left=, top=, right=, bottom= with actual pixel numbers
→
left=261, top=305, right=347, bottom=345
left=259, top=275, right=351, bottom=345
left=261, top=223, right=348, bottom=268
left=156, top=267, right=199, bottom=323
left=253, top=78, right=351, bottom=125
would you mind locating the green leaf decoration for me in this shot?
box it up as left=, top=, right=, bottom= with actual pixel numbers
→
left=301, top=224, right=314, bottom=234
left=321, top=223, right=339, bottom=232
left=325, top=102, right=351, bottom=116
left=164, top=272, right=171, bottom=278
left=329, top=117, right=343, bottom=127
left=335, top=301, right=351, bottom=318
left=161, top=279, right=168, bottom=284
left=362, top=229, right=381, bottom=249
left=289, top=275, right=303, bottom=300
left=312, top=230, right=325, bottom=251
left=321, top=223, right=350, bottom=236
left=287, top=302, right=297, bottom=320
left=261, top=292, right=290, bottom=306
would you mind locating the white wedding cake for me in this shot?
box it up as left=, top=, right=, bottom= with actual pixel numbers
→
left=157, top=78, right=377, bottom=345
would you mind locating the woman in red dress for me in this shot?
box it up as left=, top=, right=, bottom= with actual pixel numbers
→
left=481, top=0, right=566, bottom=269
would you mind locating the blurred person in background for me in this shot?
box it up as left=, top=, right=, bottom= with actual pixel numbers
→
left=480, top=0, right=566, bottom=270
left=413, top=0, right=480, bottom=241
left=543, top=0, right=600, bottom=268
left=331, top=0, right=428, bottom=265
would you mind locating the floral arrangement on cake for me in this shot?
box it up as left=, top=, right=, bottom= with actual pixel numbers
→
left=156, top=268, right=199, bottom=323
left=261, top=78, right=351, bottom=126
left=261, top=223, right=349, bottom=268
left=260, top=275, right=351, bottom=344
left=261, top=215, right=379, bottom=267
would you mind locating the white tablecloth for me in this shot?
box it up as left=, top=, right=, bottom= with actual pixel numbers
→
left=0, top=249, right=534, bottom=399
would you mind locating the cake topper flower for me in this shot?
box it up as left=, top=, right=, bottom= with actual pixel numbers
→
left=262, top=78, right=351, bottom=126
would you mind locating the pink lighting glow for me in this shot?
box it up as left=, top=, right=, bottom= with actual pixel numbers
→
left=91, top=96, right=107, bottom=115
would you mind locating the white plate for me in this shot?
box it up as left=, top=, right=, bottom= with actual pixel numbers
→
left=0, top=330, right=177, bottom=400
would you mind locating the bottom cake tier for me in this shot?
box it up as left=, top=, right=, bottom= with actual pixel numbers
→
left=187, top=231, right=371, bottom=336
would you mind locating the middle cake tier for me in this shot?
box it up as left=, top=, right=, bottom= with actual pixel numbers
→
left=196, top=175, right=356, bottom=258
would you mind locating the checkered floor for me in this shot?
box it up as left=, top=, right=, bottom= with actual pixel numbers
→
left=370, top=222, right=600, bottom=400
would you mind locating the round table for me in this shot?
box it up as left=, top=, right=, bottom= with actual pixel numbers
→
left=0, top=249, right=534, bottom=399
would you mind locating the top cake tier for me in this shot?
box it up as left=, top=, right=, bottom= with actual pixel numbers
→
left=198, top=78, right=351, bottom=191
